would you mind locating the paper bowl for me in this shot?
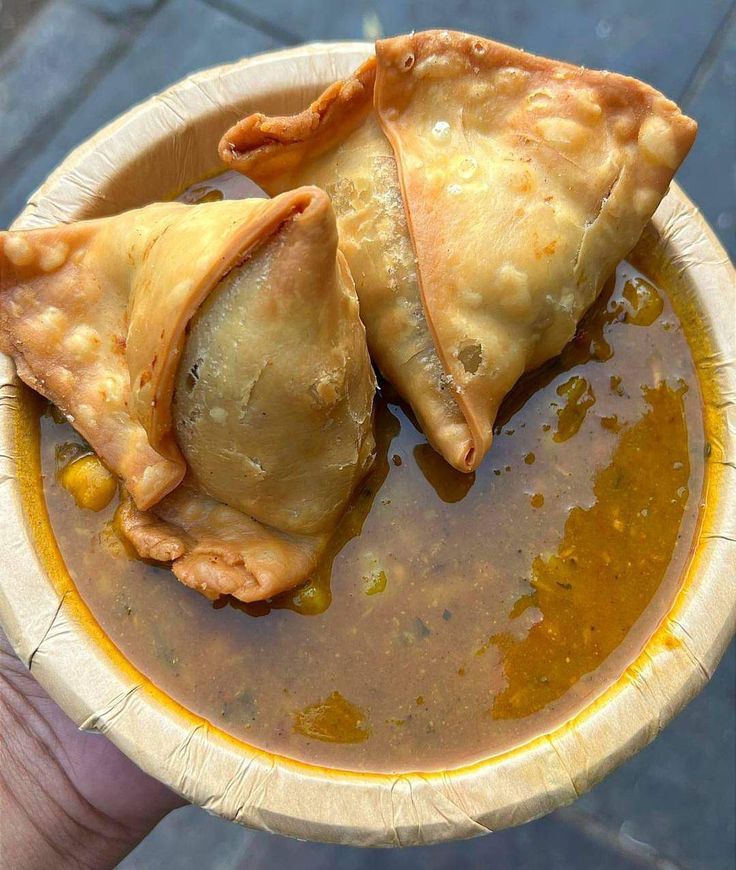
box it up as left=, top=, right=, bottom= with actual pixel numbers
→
left=0, top=43, right=734, bottom=846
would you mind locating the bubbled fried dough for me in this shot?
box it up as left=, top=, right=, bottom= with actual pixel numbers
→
left=220, top=30, right=696, bottom=472
left=0, top=190, right=376, bottom=602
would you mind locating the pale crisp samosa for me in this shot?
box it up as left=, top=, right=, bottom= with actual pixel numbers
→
left=0, top=189, right=376, bottom=601
left=220, top=30, right=697, bottom=471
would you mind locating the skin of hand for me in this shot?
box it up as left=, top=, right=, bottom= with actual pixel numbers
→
left=0, top=624, right=185, bottom=869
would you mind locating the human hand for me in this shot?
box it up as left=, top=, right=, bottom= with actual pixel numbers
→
left=0, top=624, right=185, bottom=869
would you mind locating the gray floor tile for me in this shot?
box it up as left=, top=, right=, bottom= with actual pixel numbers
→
left=678, top=7, right=736, bottom=258
left=0, top=0, right=122, bottom=170
left=0, top=0, right=277, bottom=227
left=50, top=0, right=276, bottom=121
left=219, top=0, right=732, bottom=99
left=121, top=806, right=255, bottom=869
left=123, top=804, right=656, bottom=869
left=248, top=815, right=653, bottom=869
left=575, top=641, right=736, bottom=870
left=0, top=0, right=47, bottom=52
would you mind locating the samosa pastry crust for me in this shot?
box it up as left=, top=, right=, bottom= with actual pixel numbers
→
left=221, top=61, right=475, bottom=471
left=0, top=217, right=184, bottom=508
left=1, top=194, right=318, bottom=508
left=0, top=189, right=376, bottom=602
left=173, top=199, right=375, bottom=535
left=221, top=30, right=696, bottom=471
left=118, top=487, right=328, bottom=602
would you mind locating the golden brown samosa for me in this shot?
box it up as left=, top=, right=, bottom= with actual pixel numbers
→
left=220, top=30, right=697, bottom=471
left=0, top=189, right=375, bottom=601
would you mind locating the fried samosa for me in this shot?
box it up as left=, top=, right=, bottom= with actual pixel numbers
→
left=0, top=189, right=376, bottom=601
left=220, top=30, right=697, bottom=471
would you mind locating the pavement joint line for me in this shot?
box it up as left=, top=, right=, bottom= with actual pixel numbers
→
left=200, top=0, right=302, bottom=46
left=678, top=0, right=736, bottom=109
left=75, top=0, right=169, bottom=26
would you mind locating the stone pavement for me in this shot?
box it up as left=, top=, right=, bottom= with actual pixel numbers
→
left=0, top=1, right=734, bottom=867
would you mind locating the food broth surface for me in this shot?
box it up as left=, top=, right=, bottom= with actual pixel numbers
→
left=37, top=174, right=705, bottom=772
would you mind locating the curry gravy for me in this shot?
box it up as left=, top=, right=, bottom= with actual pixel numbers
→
left=37, top=174, right=705, bottom=772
